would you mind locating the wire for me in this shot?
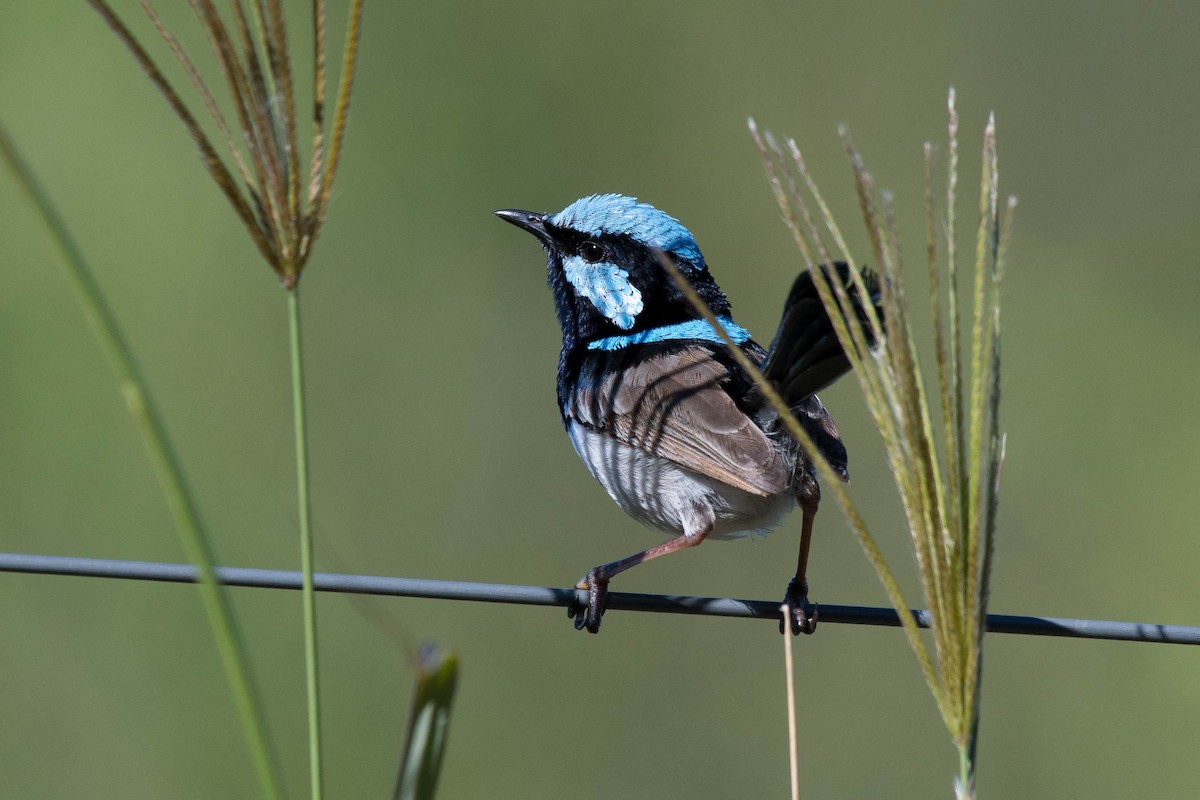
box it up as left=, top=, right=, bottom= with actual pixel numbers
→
left=2, top=551, right=1197, bottom=645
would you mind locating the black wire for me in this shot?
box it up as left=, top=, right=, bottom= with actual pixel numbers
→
left=2, top=551, right=1197, bottom=645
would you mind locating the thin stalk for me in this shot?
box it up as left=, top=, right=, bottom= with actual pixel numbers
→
left=782, top=605, right=800, bottom=800
left=0, top=122, right=282, bottom=799
left=288, top=286, right=323, bottom=799
left=956, top=743, right=973, bottom=799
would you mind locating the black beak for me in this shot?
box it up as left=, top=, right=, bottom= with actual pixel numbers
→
left=495, top=208, right=554, bottom=246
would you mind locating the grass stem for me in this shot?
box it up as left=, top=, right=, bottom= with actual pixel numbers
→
left=288, top=285, right=324, bottom=799
left=782, top=605, right=800, bottom=800
left=956, top=744, right=973, bottom=799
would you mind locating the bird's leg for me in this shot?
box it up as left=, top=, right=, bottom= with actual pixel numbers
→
left=569, top=506, right=714, bottom=634
left=782, top=479, right=820, bottom=635
left=569, top=532, right=708, bottom=634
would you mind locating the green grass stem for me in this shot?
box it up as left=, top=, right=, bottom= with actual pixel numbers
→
left=288, top=286, right=324, bottom=799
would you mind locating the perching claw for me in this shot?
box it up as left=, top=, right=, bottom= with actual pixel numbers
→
left=567, top=570, right=608, bottom=633
left=781, top=575, right=819, bottom=635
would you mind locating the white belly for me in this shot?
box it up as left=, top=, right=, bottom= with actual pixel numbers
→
left=567, top=421, right=795, bottom=541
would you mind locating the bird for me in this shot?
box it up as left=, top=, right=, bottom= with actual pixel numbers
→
left=496, top=194, right=881, bottom=634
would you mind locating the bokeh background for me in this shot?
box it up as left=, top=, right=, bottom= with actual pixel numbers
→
left=3, top=2, right=1199, bottom=797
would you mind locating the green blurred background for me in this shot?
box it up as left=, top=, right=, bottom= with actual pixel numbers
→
left=2, top=2, right=1198, bottom=797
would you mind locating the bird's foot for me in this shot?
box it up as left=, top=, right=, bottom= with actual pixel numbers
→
left=780, top=576, right=819, bottom=636
left=566, top=569, right=609, bottom=634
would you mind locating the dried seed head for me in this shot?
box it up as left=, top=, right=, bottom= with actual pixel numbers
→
left=89, top=0, right=364, bottom=288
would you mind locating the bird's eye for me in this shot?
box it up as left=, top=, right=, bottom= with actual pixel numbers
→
left=579, top=241, right=605, bottom=263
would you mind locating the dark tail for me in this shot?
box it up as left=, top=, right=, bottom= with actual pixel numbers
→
left=760, top=262, right=883, bottom=407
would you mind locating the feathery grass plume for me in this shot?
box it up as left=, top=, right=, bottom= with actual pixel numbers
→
left=663, top=90, right=1012, bottom=795
left=755, top=89, right=1012, bottom=797
left=88, top=2, right=366, bottom=797
left=87, top=0, right=364, bottom=288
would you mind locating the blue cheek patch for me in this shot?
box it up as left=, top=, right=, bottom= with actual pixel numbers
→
left=562, top=254, right=644, bottom=330
left=587, top=315, right=751, bottom=351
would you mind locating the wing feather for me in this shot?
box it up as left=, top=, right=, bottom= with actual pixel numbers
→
left=568, top=345, right=788, bottom=497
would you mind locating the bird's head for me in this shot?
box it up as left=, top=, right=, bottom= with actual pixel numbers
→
left=496, top=194, right=733, bottom=347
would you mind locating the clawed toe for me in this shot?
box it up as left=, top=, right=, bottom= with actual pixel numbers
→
left=780, top=576, right=819, bottom=636
left=567, top=570, right=608, bottom=633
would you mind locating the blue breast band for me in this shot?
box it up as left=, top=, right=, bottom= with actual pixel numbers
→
left=587, top=315, right=751, bottom=351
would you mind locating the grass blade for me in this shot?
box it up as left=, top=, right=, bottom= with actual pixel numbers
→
left=393, top=644, right=459, bottom=800
left=0, top=120, right=283, bottom=800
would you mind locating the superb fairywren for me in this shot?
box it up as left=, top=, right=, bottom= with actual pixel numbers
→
left=496, top=194, right=880, bottom=634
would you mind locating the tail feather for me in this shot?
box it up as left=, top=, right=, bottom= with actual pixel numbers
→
left=761, top=262, right=883, bottom=407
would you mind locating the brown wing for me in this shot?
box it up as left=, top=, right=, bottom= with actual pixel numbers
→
left=568, top=345, right=789, bottom=497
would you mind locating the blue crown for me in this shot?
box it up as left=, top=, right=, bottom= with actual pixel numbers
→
left=551, top=194, right=706, bottom=267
